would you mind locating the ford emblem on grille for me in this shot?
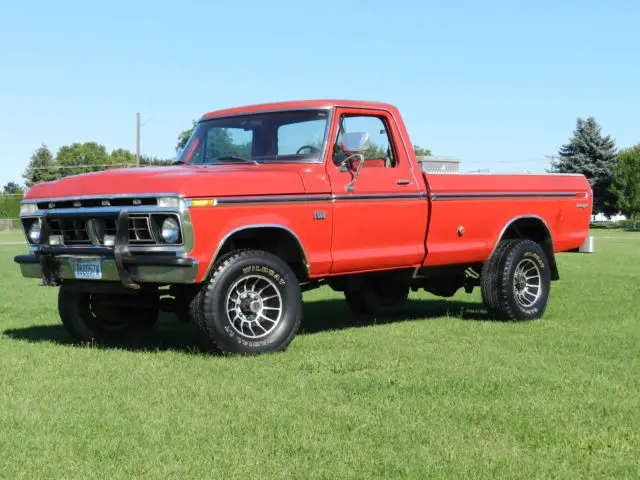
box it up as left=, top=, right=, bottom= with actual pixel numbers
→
left=73, top=201, right=81, bottom=208
left=133, top=199, right=142, bottom=206
left=102, top=200, right=111, bottom=206
left=48, top=203, right=55, bottom=209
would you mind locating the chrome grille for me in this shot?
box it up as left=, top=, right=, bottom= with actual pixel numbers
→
left=48, top=215, right=157, bottom=246
left=50, top=218, right=91, bottom=245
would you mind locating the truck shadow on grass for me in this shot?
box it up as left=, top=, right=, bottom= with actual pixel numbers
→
left=3, top=298, right=490, bottom=354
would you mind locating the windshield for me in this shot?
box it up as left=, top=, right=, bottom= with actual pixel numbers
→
left=176, top=109, right=330, bottom=165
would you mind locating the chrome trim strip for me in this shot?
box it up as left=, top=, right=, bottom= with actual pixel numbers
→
left=20, top=206, right=182, bottom=217
left=24, top=242, right=187, bottom=255
left=186, top=192, right=426, bottom=207
left=430, top=192, right=580, bottom=201
left=178, top=198, right=195, bottom=254
left=490, top=215, right=555, bottom=257
left=197, top=107, right=334, bottom=165
left=186, top=195, right=332, bottom=207
left=204, top=224, right=310, bottom=279
left=20, top=192, right=181, bottom=204
left=333, top=192, right=427, bottom=201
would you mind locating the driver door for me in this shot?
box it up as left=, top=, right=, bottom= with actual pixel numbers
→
left=327, top=107, right=428, bottom=274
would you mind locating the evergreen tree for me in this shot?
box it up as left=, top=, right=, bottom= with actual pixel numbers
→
left=23, top=145, right=57, bottom=187
left=2, top=182, right=23, bottom=194
left=610, top=145, right=640, bottom=228
left=552, top=117, right=617, bottom=215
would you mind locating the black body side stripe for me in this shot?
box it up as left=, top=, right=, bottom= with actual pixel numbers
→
left=430, top=192, right=580, bottom=201
left=187, top=191, right=580, bottom=207
left=214, top=195, right=331, bottom=205
left=192, top=192, right=427, bottom=206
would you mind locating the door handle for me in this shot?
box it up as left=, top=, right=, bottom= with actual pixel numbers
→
left=397, top=179, right=410, bottom=185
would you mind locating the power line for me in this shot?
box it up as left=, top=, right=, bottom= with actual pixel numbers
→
left=28, top=163, right=136, bottom=170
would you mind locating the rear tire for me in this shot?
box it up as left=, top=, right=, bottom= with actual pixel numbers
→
left=58, top=283, right=158, bottom=344
left=191, top=249, right=302, bottom=355
left=481, top=239, right=551, bottom=321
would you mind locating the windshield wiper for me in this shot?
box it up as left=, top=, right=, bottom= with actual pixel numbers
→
left=216, top=156, right=260, bottom=166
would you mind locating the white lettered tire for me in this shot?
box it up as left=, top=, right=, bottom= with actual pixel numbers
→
left=192, top=250, right=302, bottom=355
left=481, top=239, right=551, bottom=321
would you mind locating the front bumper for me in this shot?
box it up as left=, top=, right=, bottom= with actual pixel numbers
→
left=14, top=253, right=198, bottom=285
left=14, top=210, right=198, bottom=288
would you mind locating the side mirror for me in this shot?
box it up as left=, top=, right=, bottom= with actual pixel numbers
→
left=338, top=132, right=370, bottom=193
left=340, top=132, right=370, bottom=154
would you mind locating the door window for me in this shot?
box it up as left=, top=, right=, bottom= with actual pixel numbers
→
left=333, top=115, right=396, bottom=168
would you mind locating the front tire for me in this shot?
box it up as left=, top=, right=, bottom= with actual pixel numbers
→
left=481, top=239, right=551, bottom=321
left=192, top=250, right=302, bottom=355
left=58, top=284, right=158, bottom=344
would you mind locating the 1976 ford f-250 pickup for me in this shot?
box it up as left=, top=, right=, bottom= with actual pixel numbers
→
left=15, top=100, right=594, bottom=354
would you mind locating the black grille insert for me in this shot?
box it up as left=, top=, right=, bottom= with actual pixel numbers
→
left=36, top=197, right=157, bottom=211
left=46, top=215, right=158, bottom=246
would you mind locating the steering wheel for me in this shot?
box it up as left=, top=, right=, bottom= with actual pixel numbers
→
left=296, top=145, right=320, bottom=154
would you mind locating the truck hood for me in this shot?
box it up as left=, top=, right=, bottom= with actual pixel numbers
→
left=24, top=165, right=307, bottom=199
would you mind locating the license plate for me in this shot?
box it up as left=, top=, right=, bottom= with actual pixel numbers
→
left=74, top=258, right=102, bottom=280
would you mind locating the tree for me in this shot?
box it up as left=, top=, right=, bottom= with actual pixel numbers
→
left=140, top=155, right=174, bottom=166
left=413, top=145, right=432, bottom=157
left=23, top=145, right=57, bottom=187
left=55, top=142, right=112, bottom=177
left=110, top=148, right=137, bottom=167
left=177, top=120, right=197, bottom=151
left=610, top=144, right=640, bottom=228
left=2, top=182, right=23, bottom=194
left=551, top=117, right=617, bottom=215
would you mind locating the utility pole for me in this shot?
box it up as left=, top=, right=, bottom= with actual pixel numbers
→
left=136, top=112, right=140, bottom=167
left=544, top=154, right=559, bottom=171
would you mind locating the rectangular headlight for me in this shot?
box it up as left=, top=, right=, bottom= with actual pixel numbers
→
left=20, top=203, right=38, bottom=214
left=157, top=197, right=180, bottom=208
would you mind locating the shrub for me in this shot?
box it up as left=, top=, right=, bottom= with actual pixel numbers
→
left=0, top=194, right=23, bottom=218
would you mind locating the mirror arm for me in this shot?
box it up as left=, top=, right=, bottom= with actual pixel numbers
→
left=341, top=153, right=365, bottom=192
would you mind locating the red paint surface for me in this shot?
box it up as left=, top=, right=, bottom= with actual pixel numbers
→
left=24, top=100, right=593, bottom=282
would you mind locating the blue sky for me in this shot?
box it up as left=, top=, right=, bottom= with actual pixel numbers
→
left=1, top=0, right=639, bottom=186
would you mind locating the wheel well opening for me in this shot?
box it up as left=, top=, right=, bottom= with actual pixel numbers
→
left=216, top=227, right=308, bottom=281
left=500, top=218, right=559, bottom=280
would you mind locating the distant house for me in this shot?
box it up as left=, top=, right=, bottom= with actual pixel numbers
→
left=592, top=212, right=627, bottom=222
left=416, top=155, right=460, bottom=173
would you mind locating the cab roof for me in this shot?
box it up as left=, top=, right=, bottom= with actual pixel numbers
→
left=200, top=99, right=398, bottom=120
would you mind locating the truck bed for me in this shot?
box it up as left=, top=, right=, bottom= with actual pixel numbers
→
left=421, top=172, right=592, bottom=267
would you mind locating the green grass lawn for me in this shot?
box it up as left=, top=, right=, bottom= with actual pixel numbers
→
left=1, top=231, right=638, bottom=478
left=0, top=230, right=24, bottom=243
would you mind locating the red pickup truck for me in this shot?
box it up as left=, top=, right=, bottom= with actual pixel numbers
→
left=15, top=100, right=594, bottom=355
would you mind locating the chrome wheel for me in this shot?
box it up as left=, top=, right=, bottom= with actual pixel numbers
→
left=226, top=274, right=283, bottom=339
left=512, top=258, right=542, bottom=308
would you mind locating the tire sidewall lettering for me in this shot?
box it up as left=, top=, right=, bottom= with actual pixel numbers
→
left=522, top=250, right=545, bottom=270
left=242, top=265, right=286, bottom=286
left=506, top=243, right=550, bottom=320
left=202, top=253, right=301, bottom=354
